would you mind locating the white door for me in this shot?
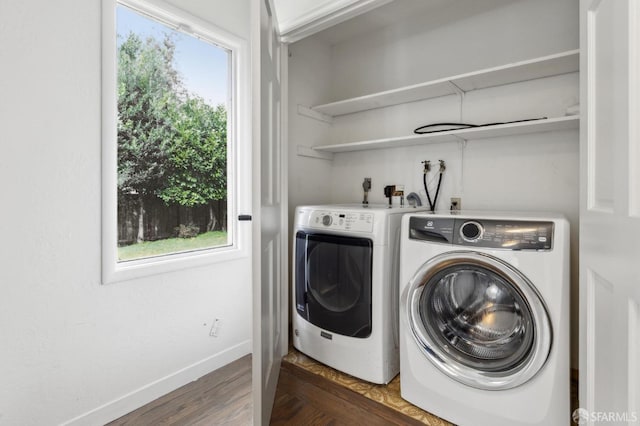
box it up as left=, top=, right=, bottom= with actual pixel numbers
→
left=579, top=1, right=640, bottom=424
left=252, top=0, right=288, bottom=424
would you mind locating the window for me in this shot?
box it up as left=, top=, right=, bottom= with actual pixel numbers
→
left=102, top=0, right=250, bottom=283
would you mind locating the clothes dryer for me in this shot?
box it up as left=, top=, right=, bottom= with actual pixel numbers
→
left=399, top=211, right=570, bottom=425
left=293, top=204, right=426, bottom=384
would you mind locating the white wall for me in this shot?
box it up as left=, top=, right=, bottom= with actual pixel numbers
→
left=287, top=36, right=335, bottom=228
left=327, top=0, right=578, bottom=101
left=0, top=1, right=251, bottom=425
left=288, top=0, right=580, bottom=368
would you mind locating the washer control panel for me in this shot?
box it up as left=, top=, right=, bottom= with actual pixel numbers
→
left=308, top=210, right=374, bottom=233
left=409, top=217, right=554, bottom=250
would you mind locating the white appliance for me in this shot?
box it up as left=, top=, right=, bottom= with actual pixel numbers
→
left=399, top=211, right=570, bottom=425
left=292, top=204, right=427, bottom=384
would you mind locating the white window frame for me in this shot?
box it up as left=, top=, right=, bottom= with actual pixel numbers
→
left=101, top=0, right=251, bottom=284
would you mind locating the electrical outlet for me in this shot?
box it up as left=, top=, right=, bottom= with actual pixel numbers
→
left=450, top=197, right=461, bottom=211
left=209, top=318, right=222, bottom=337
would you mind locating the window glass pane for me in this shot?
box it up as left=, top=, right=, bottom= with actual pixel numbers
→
left=116, top=4, right=230, bottom=262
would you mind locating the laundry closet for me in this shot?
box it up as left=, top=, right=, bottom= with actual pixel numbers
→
left=284, top=0, right=580, bottom=371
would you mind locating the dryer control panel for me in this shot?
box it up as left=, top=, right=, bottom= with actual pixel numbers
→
left=308, top=210, right=374, bottom=233
left=409, top=217, right=554, bottom=250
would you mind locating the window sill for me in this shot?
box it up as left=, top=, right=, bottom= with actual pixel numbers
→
left=102, top=236, right=249, bottom=285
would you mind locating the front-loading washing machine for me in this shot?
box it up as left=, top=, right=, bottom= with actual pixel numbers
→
left=399, top=211, right=569, bottom=425
left=293, top=204, right=427, bottom=384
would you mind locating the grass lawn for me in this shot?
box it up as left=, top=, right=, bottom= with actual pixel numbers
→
left=118, top=231, right=228, bottom=261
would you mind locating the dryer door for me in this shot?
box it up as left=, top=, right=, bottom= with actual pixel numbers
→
left=405, top=251, right=551, bottom=390
left=295, top=231, right=373, bottom=338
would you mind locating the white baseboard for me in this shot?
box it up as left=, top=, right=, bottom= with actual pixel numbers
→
left=61, top=340, right=251, bottom=426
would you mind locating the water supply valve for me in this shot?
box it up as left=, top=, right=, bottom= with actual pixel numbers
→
left=362, top=177, right=372, bottom=205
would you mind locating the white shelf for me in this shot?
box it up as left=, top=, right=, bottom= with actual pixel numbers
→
left=311, top=50, right=579, bottom=117
left=312, top=115, right=579, bottom=153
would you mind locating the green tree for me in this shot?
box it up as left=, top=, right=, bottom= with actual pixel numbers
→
left=117, top=33, right=179, bottom=242
left=160, top=98, right=227, bottom=230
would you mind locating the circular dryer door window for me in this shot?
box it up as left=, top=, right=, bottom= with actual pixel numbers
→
left=406, top=251, right=552, bottom=390
left=307, top=242, right=365, bottom=312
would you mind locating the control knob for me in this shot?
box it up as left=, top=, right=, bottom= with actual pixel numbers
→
left=460, top=221, right=483, bottom=242
left=322, top=215, right=333, bottom=226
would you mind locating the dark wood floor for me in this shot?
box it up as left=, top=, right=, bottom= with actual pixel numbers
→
left=106, top=355, right=579, bottom=425
left=270, top=362, right=424, bottom=425
left=107, top=355, right=252, bottom=425
left=105, top=356, right=423, bottom=425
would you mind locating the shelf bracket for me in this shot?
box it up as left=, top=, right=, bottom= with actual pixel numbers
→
left=447, top=81, right=466, bottom=122
left=456, top=137, right=467, bottom=196
left=296, top=145, right=334, bottom=161
left=297, top=105, right=333, bottom=124
left=452, top=134, right=467, bottom=145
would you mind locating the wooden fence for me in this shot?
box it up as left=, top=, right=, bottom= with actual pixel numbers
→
left=118, top=194, right=227, bottom=246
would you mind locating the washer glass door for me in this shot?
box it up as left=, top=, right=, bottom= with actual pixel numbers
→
left=407, top=251, right=551, bottom=390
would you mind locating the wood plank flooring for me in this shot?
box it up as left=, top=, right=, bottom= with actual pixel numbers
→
left=107, top=355, right=252, bottom=426
left=105, top=353, right=579, bottom=425
left=104, top=355, right=424, bottom=425
left=270, top=361, right=425, bottom=425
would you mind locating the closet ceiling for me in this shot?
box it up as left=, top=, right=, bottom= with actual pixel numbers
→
left=272, top=0, right=520, bottom=44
